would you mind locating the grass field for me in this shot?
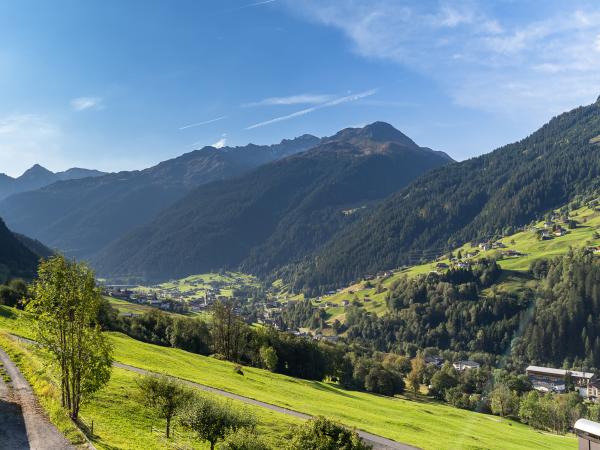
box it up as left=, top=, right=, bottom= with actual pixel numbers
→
left=108, top=332, right=573, bottom=450
left=0, top=327, right=299, bottom=450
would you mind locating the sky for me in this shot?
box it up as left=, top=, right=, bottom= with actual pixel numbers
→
left=1, top=0, right=600, bottom=177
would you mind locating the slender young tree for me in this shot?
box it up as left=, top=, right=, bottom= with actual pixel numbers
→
left=27, top=255, right=113, bottom=420
left=211, top=300, right=246, bottom=361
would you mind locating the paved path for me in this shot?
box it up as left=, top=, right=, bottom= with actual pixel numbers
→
left=0, top=347, right=73, bottom=450
left=114, top=361, right=420, bottom=450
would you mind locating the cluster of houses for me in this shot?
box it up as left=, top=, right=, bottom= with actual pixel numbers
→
left=103, top=285, right=229, bottom=315
left=526, top=365, right=599, bottom=401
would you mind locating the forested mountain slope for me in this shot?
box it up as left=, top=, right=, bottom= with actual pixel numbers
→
left=296, top=96, right=600, bottom=292
left=0, top=218, right=41, bottom=283
left=0, top=135, right=319, bottom=258
left=93, top=122, right=452, bottom=282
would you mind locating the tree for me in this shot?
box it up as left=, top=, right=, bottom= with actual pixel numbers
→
left=136, top=374, right=192, bottom=438
left=180, top=394, right=256, bottom=450
left=259, top=346, right=278, bottom=372
left=212, top=300, right=247, bottom=362
left=27, top=256, right=112, bottom=420
left=286, top=416, right=371, bottom=450
left=490, top=383, right=516, bottom=417
left=364, top=367, right=404, bottom=396
left=407, top=355, right=425, bottom=394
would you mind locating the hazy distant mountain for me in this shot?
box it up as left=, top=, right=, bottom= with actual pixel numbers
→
left=93, top=122, right=452, bottom=282
left=295, top=97, right=600, bottom=292
left=0, top=135, right=320, bottom=258
left=0, top=164, right=106, bottom=200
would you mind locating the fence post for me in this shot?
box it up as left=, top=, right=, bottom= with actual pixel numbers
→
left=91, top=420, right=94, bottom=436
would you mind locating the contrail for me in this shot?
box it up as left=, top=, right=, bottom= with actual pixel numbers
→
left=179, top=116, right=226, bottom=130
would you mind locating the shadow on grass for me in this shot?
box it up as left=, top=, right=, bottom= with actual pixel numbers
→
left=308, top=381, right=358, bottom=399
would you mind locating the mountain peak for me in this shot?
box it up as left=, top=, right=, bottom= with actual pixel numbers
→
left=20, top=164, right=54, bottom=179
left=330, top=122, right=418, bottom=148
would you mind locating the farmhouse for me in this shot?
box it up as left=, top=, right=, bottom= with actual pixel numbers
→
left=424, top=356, right=444, bottom=367
left=435, top=262, right=449, bottom=270
left=526, top=365, right=596, bottom=397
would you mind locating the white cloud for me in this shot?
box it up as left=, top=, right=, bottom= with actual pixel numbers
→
left=286, top=1, right=600, bottom=120
left=245, top=88, right=377, bottom=130
left=0, top=114, right=63, bottom=176
left=243, top=93, right=335, bottom=107
left=179, top=116, right=226, bottom=130
left=70, top=96, right=103, bottom=111
left=212, top=134, right=227, bottom=148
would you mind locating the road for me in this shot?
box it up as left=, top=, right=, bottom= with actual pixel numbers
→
left=114, top=361, right=420, bottom=450
left=0, top=347, right=73, bottom=450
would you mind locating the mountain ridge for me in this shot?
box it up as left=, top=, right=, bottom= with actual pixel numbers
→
left=91, top=122, right=452, bottom=282
left=0, top=134, right=321, bottom=258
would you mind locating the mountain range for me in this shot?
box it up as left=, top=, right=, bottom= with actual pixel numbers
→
left=0, top=218, right=43, bottom=283
left=92, top=122, right=452, bottom=282
left=0, top=135, right=320, bottom=257
left=0, top=164, right=105, bottom=201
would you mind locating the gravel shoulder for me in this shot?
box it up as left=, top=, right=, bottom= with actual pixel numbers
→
left=0, top=347, right=73, bottom=450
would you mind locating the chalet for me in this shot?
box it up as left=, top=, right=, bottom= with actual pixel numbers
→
left=554, top=227, right=567, bottom=237
left=455, top=261, right=470, bottom=269
left=493, top=241, right=507, bottom=249
left=465, top=250, right=479, bottom=258
left=341, top=300, right=350, bottom=307
left=503, top=249, right=524, bottom=257
left=478, top=243, right=491, bottom=251
left=453, top=360, right=480, bottom=371
left=435, top=262, right=449, bottom=270
left=544, top=221, right=554, bottom=228
left=363, top=297, right=372, bottom=303
left=424, top=356, right=444, bottom=367
left=586, top=380, right=600, bottom=402
left=541, top=230, right=552, bottom=240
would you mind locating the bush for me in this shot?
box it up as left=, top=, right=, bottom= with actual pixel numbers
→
left=286, top=416, right=371, bottom=450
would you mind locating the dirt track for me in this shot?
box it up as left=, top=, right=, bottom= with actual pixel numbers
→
left=0, top=347, right=73, bottom=450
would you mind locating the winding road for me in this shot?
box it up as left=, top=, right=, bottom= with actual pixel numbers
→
left=0, top=347, right=73, bottom=450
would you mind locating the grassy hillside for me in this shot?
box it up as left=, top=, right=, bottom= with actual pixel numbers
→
left=0, top=330, right=299, bottom=450
left=309, top=203, right=600, bottom=322
left=0, top=305, right=573, bottom=449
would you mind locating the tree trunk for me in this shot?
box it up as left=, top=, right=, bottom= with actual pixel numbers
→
left=166, top=416, right=171, bottom=438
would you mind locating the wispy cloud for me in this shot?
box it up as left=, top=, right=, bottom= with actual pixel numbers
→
left=179, top=116, right=227, bottom=130
left=287, top=1, right=600, bottom=120
left=70, top=96, right=103, bottom=111
left=245, top=88, right=377, bottom=130
left=217, top=0, right=277, bottom=14
left=243, top=93, right=335, bottom=107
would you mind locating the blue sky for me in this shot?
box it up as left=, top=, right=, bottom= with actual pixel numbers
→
left=1, top=0, right=600, bottom=176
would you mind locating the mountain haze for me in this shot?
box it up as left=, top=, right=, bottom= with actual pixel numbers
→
left=93, top=122, right=452, bottom=282
left=295, top=97, right=600, bottom=292
left=0, top=164, right=105, bottom=200
left=0, top=136, right=320, bottom=257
